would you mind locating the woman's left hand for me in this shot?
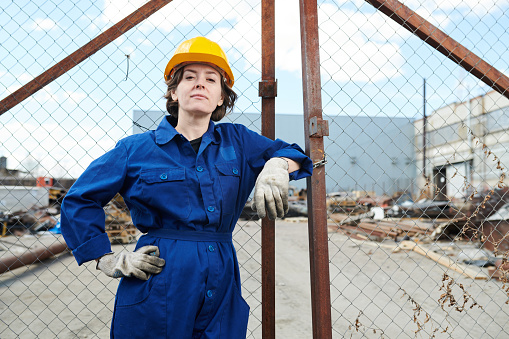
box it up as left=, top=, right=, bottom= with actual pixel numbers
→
left=252, top=158, right=290, bottom=219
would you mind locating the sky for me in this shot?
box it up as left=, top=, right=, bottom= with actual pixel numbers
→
left=1, top=0, right=509, bottom=178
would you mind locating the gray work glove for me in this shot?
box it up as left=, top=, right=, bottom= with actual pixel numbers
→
left=96, top=245, right=165, bottom=281
left=252, top=158, right=290, bottom=220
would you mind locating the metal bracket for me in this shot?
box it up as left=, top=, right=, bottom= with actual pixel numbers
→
left=309, top=116, right=329, bottom=137
left=258, top=80, right=278, bottom=98
left=313, top=155, right=327, bottom=169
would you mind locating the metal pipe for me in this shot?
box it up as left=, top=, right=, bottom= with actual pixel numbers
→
left=364, top=0, right=509, bottom=100
left=299, top=0, right=332, bottom=337
left=0, top=240, right=68, bottom=274
left=0, top=0, right=174, bottom=116
left=260, top=0, right=277, bottom=337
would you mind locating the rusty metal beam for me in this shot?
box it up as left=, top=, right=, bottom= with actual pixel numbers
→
left=365, top=0, right=509, bottom=99
left=299, top=0, right=332, bottom=337
left=0, top=0, right=174, bottom=116
left=260, top=0, right=277, bottom=337
left=0, top=240, right=68, bottom=274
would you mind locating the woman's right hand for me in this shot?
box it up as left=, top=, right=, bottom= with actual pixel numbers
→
left=96, top=245, right=166, bottom=280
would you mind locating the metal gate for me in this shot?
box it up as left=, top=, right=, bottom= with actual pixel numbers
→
left=1, top=0, right=509, bottom=338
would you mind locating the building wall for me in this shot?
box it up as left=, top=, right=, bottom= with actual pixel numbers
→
left=0, top=186, right=50, bottom=213
left=133, top=111, right=416, bottom=196
left=414, top=90, right=509, bottom=200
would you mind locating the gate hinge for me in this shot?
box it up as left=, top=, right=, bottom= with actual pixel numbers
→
left=258, top=80, right=278, bottom=98
left=309, top=116, right=329, bottom=137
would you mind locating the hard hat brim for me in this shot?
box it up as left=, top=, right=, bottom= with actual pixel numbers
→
left=164, top=53, right=234, bottom=87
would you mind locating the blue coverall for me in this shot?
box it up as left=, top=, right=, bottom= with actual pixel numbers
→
left=61, top=115, right=313, bottom=338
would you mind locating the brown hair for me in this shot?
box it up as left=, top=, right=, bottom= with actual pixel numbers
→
left=164, top=66, right=238, bottom=122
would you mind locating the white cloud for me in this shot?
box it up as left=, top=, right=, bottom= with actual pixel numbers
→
left=138, top=38, right=154, bottom=47
left=95, top=0, right=507, bottom=86
left=19, top=73, right=34, bottom=82
left=321, top=36, right=403, bottom=82
left=274, top=0, right=302, bottom=72
left=101, top=0, right=256, bottom=32
left=31, top=18, right=57, bottom=31
left=203, top=1, right=410, bottom=83
left=63, top=90, right=87, bottom=103
left=0, top=121, right=115, bottom=178
left=207, top=9, right=261, bottom=73
left=101, top=0, right=145, bottom=25
left=407, top=0, right=509, bottom=16
left=317, top=5, right=407, bottom=83
left=3, top=80, right=87, bottom=106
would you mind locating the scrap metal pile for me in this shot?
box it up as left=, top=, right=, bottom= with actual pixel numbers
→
left=1, top=193, right=136, bottom=242
left=0, top=192, right=138, bottom=274
left=327, top=188, right=509, bottom=281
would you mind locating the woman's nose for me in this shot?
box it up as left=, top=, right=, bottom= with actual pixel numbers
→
left=195, top=76, right=205, bottom=89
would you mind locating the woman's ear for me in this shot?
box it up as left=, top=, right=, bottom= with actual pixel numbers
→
left=218, top=96, right=224, bottom=106
left=171, top=90, right=178, bottom=101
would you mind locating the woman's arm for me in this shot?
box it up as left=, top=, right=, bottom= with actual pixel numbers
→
left=280, top=157, right=301, bottom=174
left=61, top=141, right=128, bottom=265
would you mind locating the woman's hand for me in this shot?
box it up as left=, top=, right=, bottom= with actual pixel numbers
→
left=96, top=245, right=166, bottom=280
left=252, top=158, right=290, bottom=220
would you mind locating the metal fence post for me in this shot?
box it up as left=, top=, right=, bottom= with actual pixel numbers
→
left=260, top=0, right=277, bottom=337
left=299, top=0, right=332, bottom=338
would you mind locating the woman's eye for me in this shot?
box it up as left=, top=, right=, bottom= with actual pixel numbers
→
left=207, top=78, right=216, bottom=83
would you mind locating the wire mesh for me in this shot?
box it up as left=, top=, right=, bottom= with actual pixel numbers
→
left=320, top=0, right=509, bottom=338
left=1, top=0, right=509, bottom=338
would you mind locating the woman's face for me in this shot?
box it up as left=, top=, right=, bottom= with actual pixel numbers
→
left=171, top=63, right=224, bottom=119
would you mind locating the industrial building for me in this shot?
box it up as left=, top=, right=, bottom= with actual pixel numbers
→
left=414, top=90, right=509, bottom=201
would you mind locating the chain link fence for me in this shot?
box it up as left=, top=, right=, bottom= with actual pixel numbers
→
left=1, top=0, right=509, bottom=338
left=320, top=0, right=509, bottom=337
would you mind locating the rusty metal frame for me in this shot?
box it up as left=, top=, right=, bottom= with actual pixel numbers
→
left=365, top=0, right=509, bottom=99
left=260, top=0, right=277, bottom=337
left=0, top=0, right=174, bottom=116
left=299, top=0, right=333, bottom=338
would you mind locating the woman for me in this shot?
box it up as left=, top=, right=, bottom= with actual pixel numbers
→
left=61, top=36, right=313, bottom=338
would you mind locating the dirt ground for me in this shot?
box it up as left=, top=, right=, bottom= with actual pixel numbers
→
left=0, top=221, right=508, bottom=338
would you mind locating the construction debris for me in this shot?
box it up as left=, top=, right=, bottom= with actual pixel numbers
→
left=397, top=240, right=490, bottom=280
left=326, top=187, right=509, bottom=281
left=104, top=195, right=138, bottom=244
left=328, top=214, right=434, bottom=241
left=488, top=258, right=509, bottom=281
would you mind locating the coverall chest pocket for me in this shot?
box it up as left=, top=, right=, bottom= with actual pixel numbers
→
left=140, top=167, right=191, bottom=221
left=215, top=162, right=240, bottom=216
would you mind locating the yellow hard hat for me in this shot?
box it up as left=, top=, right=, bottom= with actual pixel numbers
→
left=164, top=37, right=234, bottom=87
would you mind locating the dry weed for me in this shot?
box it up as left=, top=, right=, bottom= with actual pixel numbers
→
left=438, top=273, right=483, bottom=312
left=347, top=311, right=385, bottom=338
left=399, top=288, right=444, bottom=337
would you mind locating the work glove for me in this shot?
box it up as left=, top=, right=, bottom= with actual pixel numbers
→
left=96, top=245, right=165, bottom=281
left=252, top=158, right=290, bottom=220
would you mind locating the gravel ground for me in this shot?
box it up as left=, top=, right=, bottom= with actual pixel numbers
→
left=0, top=221, right=508, bottom=338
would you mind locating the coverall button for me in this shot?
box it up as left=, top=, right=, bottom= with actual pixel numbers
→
left=208, top=245, right=215, bottom=252
left=160, top=173, right=167, bottom=180
left=207, top=206, right=215, bottom=212
left=232, top=168, right=239, bottom=175
left=196, top=166, right=204, bottom=172
left=206, top=290, right=213, bottom=298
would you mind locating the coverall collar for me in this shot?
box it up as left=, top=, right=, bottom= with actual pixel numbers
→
left=155, top=115, right=220, bottom=145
